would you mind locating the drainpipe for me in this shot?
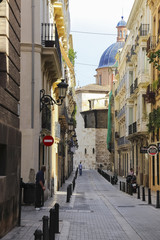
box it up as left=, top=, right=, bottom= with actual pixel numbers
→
left=31, top=0, right=35, bottom=128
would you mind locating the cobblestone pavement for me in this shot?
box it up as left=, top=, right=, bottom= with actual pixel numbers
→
left=2, top=170, right=160, bottom=240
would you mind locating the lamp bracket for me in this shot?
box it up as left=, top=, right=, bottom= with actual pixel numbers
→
left=40, top=89, right=63, bottom=111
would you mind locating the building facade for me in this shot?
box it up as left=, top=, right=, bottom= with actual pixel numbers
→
left=74, top=84, right=110, bottom=170
left=147, top=0, right=160, bottom=191
left=0, top=0, right=21, bottom=237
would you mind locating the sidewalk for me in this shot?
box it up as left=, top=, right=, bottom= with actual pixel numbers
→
left=104, top=170, right=157, bottom=206
left=2, top=169, right=160, bottom=240
left=1, top=171, right=76, bottom=240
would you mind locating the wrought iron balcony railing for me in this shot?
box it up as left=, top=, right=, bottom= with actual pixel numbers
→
left=41, top=23, right=61, bottom=65
left=139, top=24, right=149, bottom=36
left=118, top=136, right=130, bottom=146
left=147, top=36, right=156, bottom=52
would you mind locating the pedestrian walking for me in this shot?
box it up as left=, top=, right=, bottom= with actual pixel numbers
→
left=79, top=162, right=82, bottom=176
left=35, top=165, right=46, bottom=210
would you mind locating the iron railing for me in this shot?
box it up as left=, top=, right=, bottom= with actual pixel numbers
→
left=41, top=23, right=61, bottom=66
left=118, top=136, right=130, bottom=146
left=139, top=24, right=149, bottom=36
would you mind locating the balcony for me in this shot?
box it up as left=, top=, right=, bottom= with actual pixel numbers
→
left=144, top=84, right=155, bottom=104
left=128, top=122, right=137, bottom=135
left=117, top=106, right=125, bottom=119
left=41, top=23, right=62, bottom=82
left=130, top=84, right=134, bottom=95
left=118, top=136, right=130, bottom=146
left=131, top=45, right=136, bottom=56
left=42, top=107, right=51, bottom=131
left=147, top=36, right=156, bottom=53
left=139, top=24, right=149, bottom=36
left=134, top=78, right=138, bottom=90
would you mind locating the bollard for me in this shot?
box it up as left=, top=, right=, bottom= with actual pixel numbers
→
left=66, top=185, right=70, bottom=202
left=126, top=183, right=128, bottom=194
left=72, top=177, right=75, bottom=191
left=54, top=203, right=60, bottom=233
left=70, top=183, right=72, bottom=196
left=156, top=190, right=160, bottom=208
left=142, top=186, right=145, bottom=201
left=148, top=188, right=151, bottom=205
left=49, top=208, right=56, bottom=240
left=43, top=216, right=49, bottom=240
left=137, top=185, right=140, bottom=199
left=34, top=229, right=43, bottom=240
left=129, top=183, right=133, bottom=196
left=122, top=182, right=125, bottom=192
left=120, top=181, right=121, bottom=191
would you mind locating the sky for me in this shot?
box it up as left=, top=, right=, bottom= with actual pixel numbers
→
left=69, top=0, right=135, bottom=87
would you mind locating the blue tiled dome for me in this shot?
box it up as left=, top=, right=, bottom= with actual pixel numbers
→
left=117, top=16, right=126, bottom=27
left=98, top=41, right=124, bottom=68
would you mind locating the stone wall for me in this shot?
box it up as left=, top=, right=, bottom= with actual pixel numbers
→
left=0, top=0, right=21, bottom=237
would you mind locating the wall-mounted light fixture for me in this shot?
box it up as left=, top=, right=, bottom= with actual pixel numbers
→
left=40, top=79, right=68, bottom=111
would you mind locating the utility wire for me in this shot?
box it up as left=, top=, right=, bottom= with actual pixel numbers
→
left=71, top=30, right=116, bottom=36
left=76, top=62, right=97, bottom=67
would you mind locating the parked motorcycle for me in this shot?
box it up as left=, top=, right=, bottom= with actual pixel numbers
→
left=126, top=174, right=137, bottom=193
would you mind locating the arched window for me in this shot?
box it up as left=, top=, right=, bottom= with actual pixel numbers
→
left=120, top=30, right=122, bottom=38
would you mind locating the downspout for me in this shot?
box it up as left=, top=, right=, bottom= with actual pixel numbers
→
left=31, top=0, right=35, bottom=128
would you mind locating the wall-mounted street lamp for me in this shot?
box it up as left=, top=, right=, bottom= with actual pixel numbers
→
left=40, top=79, right=68, bottom=111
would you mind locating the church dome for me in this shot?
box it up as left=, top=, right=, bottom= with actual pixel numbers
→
left=98, top=41, right=124, bottom=68
left=117, top=16, right=126, bottom=27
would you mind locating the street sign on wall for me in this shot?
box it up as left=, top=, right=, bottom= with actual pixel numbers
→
left=43, top=136, right=54, bottom=146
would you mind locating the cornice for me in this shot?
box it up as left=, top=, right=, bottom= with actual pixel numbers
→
left=127, top=0, right=144, bottom=30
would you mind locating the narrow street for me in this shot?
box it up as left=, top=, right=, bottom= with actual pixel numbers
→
left=2, top=170, right=160, bottom=240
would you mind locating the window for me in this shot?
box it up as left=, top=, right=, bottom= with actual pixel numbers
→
left=85, top=148, right=87, bottom=154
left=99, top=75, right=102, bottom=85
left=120, top=30, right=122, bottom=38
left=123, top=30, right=125, bottom=38
left=93, top=148, right=95, bottom=154
left=0, top=144, right=7, bottom=176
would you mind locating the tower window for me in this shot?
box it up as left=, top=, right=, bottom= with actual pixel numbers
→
left=93, top=148, right=95, bottom=154
left=85, top=148, right=87, bottom=154
left=120, top=30, right=122, bottom=38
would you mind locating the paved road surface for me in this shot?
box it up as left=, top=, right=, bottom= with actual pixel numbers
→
left=2, top=170, right=160, bottom=240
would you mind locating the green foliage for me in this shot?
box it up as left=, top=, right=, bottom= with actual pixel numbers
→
left=148, top=50, right=160, bottom=71
left=68, top=48, right=77, bottom=66
left=147, top=107, right=160, bottom=132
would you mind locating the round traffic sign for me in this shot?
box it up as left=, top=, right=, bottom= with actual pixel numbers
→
left=147, top=145, right=158, bottom=156
left=43, top=136, right=54, bottom=146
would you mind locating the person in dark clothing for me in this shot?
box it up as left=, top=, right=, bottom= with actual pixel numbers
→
left=35, top=165, right=46, bottom=210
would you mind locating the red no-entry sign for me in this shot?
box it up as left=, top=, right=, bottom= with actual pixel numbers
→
left=43, top=136, right=54, bottom=146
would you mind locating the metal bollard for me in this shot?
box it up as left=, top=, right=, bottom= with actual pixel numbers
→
left=122, top=182, right=125, bottom=192
left=34, top=229, right=43, bottom=240
left=130, top=184, right=132, bottom=194
left=142, top=186, right=145, bottom=201
left=137, top=185, right=140, bottom=199
left=156, top=190, right=160, bottom=208
left=49, top=208, right=56, bottom=240
left=54, top=203, right=60, bottom=233
left=66, top=185, right=70, bottom=202
left=148, top=188, right=151, bottom=205
left=120, top=181, right=121, bottom=191
left=43, top=216, right=49, bottom=240
left=70, top=183, right=72, bottom=196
